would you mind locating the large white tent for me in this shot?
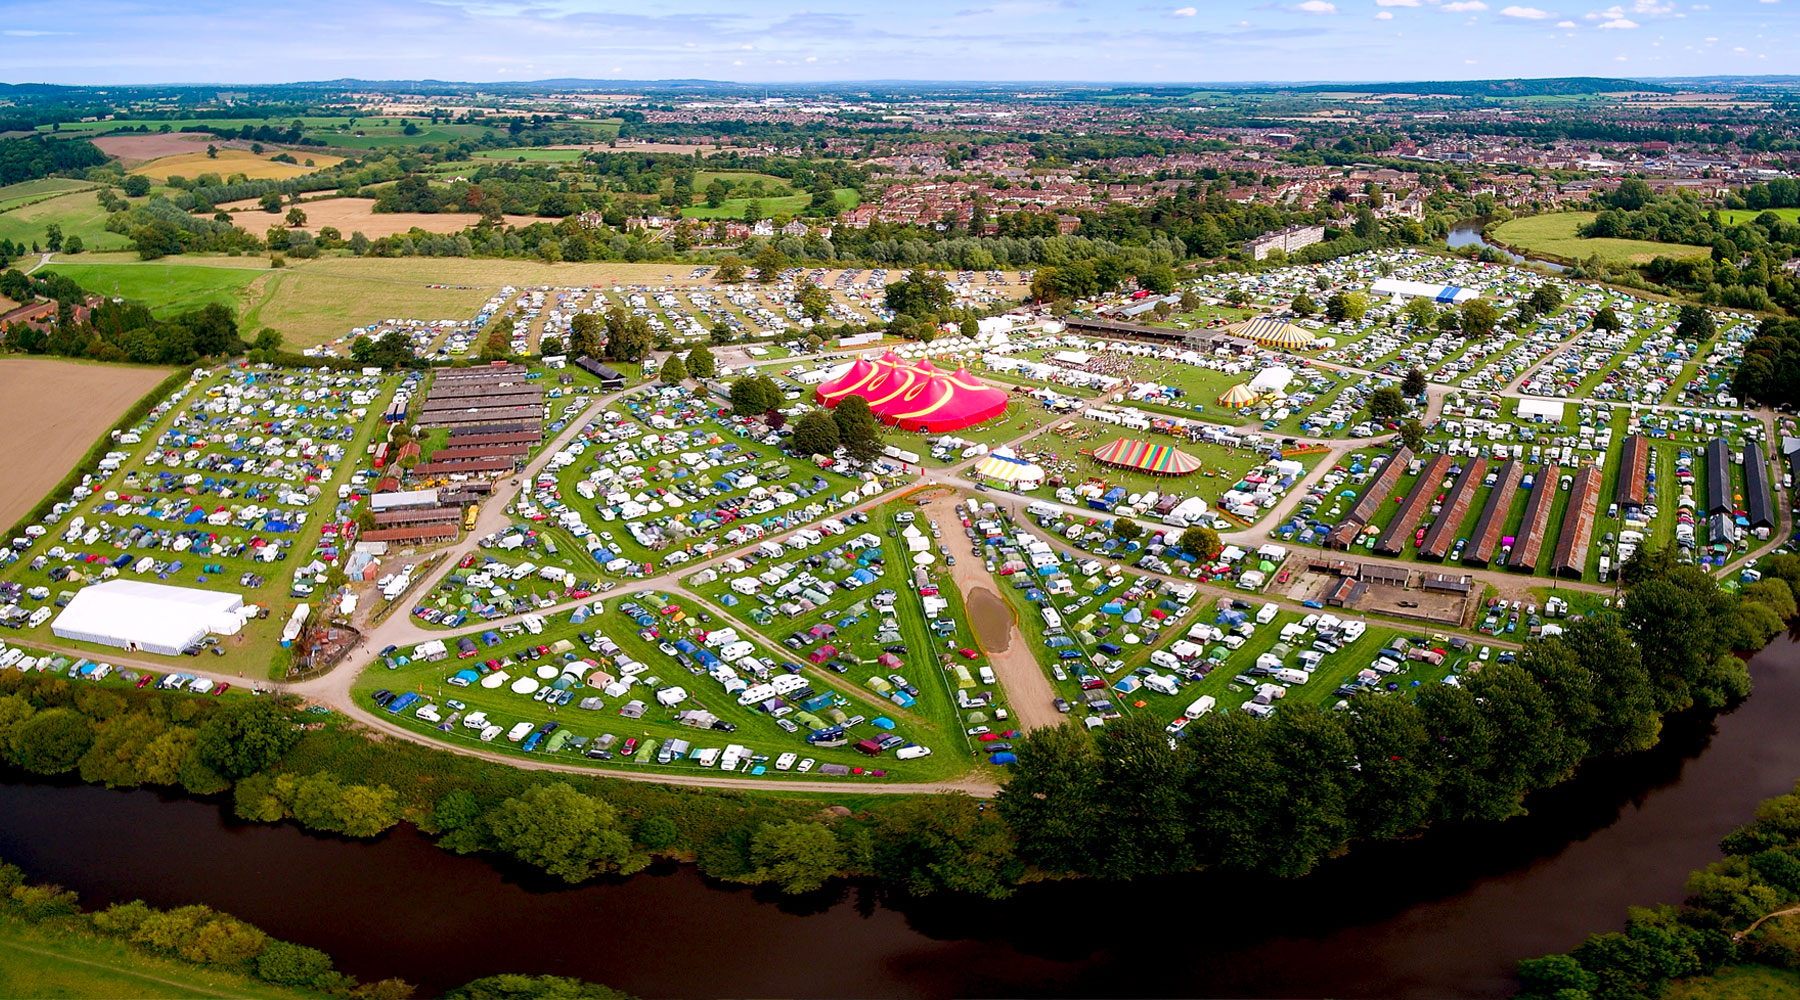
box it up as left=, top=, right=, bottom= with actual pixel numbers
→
left=53, top=580, right=246, bottom=656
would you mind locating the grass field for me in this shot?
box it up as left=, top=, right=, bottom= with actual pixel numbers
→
left=0, top=178, right=98, bottom=213
left=1490, top=213, right=1711, bottom=266
left=682, top=189, right=859, bottom=220
left=129, top=149, right=342, bottom=183
left=471, top=147, right=586, bottom=162
left=41, top=116, right=620, bottom=154
left=0, top=916, right=325, bottom=1000
left=1719, top=207, right=1800, bottom=225
left=1664, top=964, right=1800, bottom=1000
left=39, top=258, right=268, bottom=316
left=0, top=190, right=134, bottom=254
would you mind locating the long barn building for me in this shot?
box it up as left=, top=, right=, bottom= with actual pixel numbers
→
left=1327, top=447, right=1414, bottom=550
left=1421, top=457, right=1486, bottom=561
left=1464, top=460, right=1522, bottom=567
left=1376, top=455, right=1452, bottom=556
left=1746, top=447, right=1775, bottom=532
left=1616, top=435, right=1649, bottom=512
left=1508, top=463, right=1560, bottom=573
left=1706, top=438, right=1732, bottom=516
left=1551, top=466, right=1602, bottom=579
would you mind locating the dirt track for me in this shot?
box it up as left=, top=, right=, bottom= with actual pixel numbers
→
left=0, top=359, right=169, bottom=527
left=920, top=494, right=1063, bottom=732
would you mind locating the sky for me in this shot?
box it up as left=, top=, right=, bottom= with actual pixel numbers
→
left=0, top=0, right=1793, bottom=86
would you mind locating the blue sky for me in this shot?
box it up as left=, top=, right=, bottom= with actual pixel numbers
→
left=0, top=0, right=1792, bottom=85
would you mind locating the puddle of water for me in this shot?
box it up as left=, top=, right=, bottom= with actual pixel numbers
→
left=967, top=587, right=1015, bottom=653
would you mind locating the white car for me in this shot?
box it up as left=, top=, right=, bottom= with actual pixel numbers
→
left=796, top=757, right=816, bottom=773
left=1479, top=646, right=1492, bottom=661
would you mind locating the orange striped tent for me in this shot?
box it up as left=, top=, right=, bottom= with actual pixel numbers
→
left=1089, top=437, right=1202, bottom=476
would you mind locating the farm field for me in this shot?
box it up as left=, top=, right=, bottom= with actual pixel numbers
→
left=224, top=197, right=545, bottom=238
left=39, top=257, right=269, bottom=316
left=0, top=178, right=99, bottom=212
left=1718, top=207, right=1800, bottom=225
left=472, top=147, right=586, bottom=162
left=1490, top=213, right=1711, bottom=265
left=0, top=358, right=171, bottom=528
left=87, top=131, right=216, bottom=163
left=0, top=916, right=325, bottom=1000
left=0, top=189, right=134, bottom=254
left=128, top=149, right=343, bottom=182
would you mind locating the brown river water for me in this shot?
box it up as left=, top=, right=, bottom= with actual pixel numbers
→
left=2, top=632, right=1798, bottom=998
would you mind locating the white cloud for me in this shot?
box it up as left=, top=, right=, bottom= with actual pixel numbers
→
left=1441, top=1, right=1487, bottom=10
left=1598, top=16, right=1638, bottom=26
left=1375, top=0, right=1419, bottom=6
left=1375, top=8, right=1394, bottom=15
left=1501, top=5, right=1551, bottom=15
left=1171, top=5, right=1196, bottom=14
left=1556, top=18, right=1578, bottom=24
left=1293, top=0, right=1336, bottom=12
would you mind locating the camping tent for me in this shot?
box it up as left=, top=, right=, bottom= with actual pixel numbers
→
left=972, top=447, right=1046, bottom=485
left=1217, top=384, right=1260, bottom=410
left=1224, top=316, right=1317, bottom=351
left=815, top=351, right=1009, bottom=432
left=1090, top=438, right=1203, bottom=476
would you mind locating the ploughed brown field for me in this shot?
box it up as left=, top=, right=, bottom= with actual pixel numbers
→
left=0, top=359, right=170, bottom=527
left=89, top=132, right=215, bottom=165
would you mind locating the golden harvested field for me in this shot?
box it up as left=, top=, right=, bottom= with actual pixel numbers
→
left=0, top=358, right=171, bottom=527
left=130, top=148, right=343, bottom=182
left=223, top=197, right=542, bottom=238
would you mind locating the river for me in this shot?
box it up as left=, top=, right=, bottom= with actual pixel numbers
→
left=3, top=633, right=1798, bottom=999
left=1448, top=218, right=1571, bottom=273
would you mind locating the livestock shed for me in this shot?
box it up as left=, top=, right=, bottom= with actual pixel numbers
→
left=1328, top=447, right=1414, bottom=550
left=53, top=580, right=245, bottom=656
left=1745, top=448, right=1775, bottom=532
left=371, top=489, right=440, bottom=512
left=1375, top=455, right=1451, bottom=556
left=360, top=524, right=459, bottom=544
left=1616, top=435, right=1649, bottom=511
left=1359, top=563, right=1409, bottom=587
left=1370, top=278, right=1481, bottom=305
left=1421, top=458, right=1486, bottom=561
left=1706, top=438, right=1732, bottom=516
left=575, top=356, right=627, bottom=388
left=1465, top=459, right=1523, bottom=566
left=1551, top=465, right=1602, bottom=579
left=1420, top=572, right=1474, bottom=594
left=1508, top=463, right=1561, bottom=573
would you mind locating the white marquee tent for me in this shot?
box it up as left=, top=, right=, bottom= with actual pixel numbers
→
left=53, top=580, right=246, bottom=656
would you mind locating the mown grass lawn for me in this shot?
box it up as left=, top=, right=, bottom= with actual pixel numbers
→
left=0, top=916, right=327, bottom=1000
left=1491, top=213, right=1710, bottom=266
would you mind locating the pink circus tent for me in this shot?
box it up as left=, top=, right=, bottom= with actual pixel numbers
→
left=815, top=352, right=1009, bottom=432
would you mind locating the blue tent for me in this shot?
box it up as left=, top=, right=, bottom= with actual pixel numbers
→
left=1123, top=608, right=1143, bottom=624
left=870, top=717, right=896, bottom=730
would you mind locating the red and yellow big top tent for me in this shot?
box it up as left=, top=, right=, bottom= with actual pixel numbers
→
left=815, top=352, right=1009, bottom=432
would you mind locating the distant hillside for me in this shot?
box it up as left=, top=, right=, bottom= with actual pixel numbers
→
left=1278, top=77, right=1674, bottom=97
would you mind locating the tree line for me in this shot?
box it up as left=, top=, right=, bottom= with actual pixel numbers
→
left=0, top=853, right=633, bottom=999
left=0, top=135, right=107, bottom=186
left=998, top=550, right=1787, bottom=881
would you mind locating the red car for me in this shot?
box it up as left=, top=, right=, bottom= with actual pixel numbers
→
left=621, top=738, right=639, bottom=757
left=978, top=732, right=1002, bottom=742
left=212, top=682, right=230, bottom=697
left=958, top=648, right=978, bottom=660
left=136, top=674, right=157, bottom=689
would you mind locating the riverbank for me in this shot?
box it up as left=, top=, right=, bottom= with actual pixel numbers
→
left=6, top=630, right=1800, bottom=998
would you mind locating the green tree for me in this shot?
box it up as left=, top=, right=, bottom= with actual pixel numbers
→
left=443, top=974, right=634, bottom=1000
left=1178, top=525, right=1222, bottom=561
left=11, top=709, right=92, bottom=774
left=568, top=312, right=603, bottom=358
left=1527, top=284, right=1563, bottom=315
left=754, top=244, right=787, bottom=283
left=1367, top=386, right=1408, bottom=421
left=750, top=821, right=845, bottom=893
left=1402, top=296, right=1437, bottom=328
left=714, top=256, right=745, bottom=283
left=602, top=308, right=653, bottom=363
left=729, top=376, right=777, bottom=417
left=122, top=174, right=151, bottom=197
left=257, top=941, right=337, bottom=986
left=486, top=783, right=642, bottom=883
left=1325, top=291, right=1368, bottom=323
left=1676, top=304, right=1716, bottom=341
left=1592, top=305, right=1622, bottom=332
left=196, top=701, right=297, bottom=778
left=796, top=283, right=830, bottom=322
left=710, top=319, right=734, bottom=345
left=658, top=352, right=688, bottom=384
left=830, top=394, right=883, bottom=461
left=996, top=724, right=1104, bottom=871
left=1460, top=299, right=1499, bottom=338
left=684, top=344, right=716, bottom=379
left=636, top=815, right=680, bottom=851
left=885, top=270, right=954, bottom=318
left=791, top=409, right=840, bottom=456
left=1399, top=418, right=1427, bottom=453
left=1290, top=292, right=1316, bottom=317
left=1401, top=368, right=1427, bottom=397
left=868, top=794, right=1020, bottom=899
left=1112, top=517, right=1143, bottom=541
